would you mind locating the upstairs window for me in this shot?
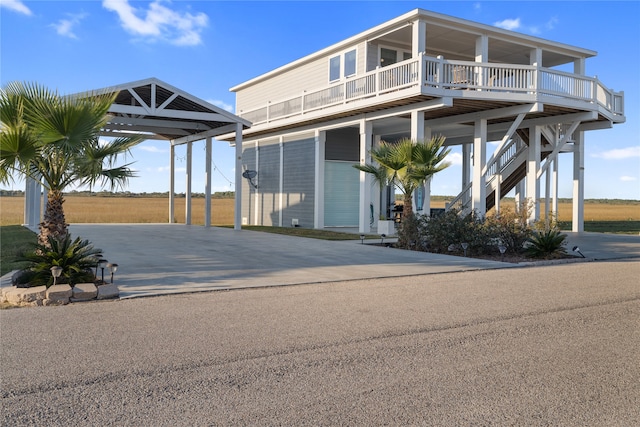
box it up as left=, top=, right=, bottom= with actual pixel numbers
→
left=329, top=49, right=357, bottom=82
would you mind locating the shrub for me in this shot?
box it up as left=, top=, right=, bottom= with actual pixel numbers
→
left=396, top=213, right=420, bottom=249
left=17, top=234, right=103, bottom=287
left=485, top=202, right=532, bottom=255
left=420, top=208, right=488, bottom=255
left=525, top=229, right=568, bottom=259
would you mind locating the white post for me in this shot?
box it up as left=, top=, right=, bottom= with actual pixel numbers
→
left=314, top=130, right=326, bottom=229
left=495, top=156, right=502, bottom=215
left=234, top=123, right=243, bottom=231
left=411, top=110, right=425, bottom=214
left=359, top=120, right=372, bottom=233
left=169, top=144, right=175, bottom=223
left=205, top=137, right=212, bottom=227
left=572, top=133, right=585, bottom=232
left=278, top=137, right=284, bottom=227
left=475, top=34, right=488, bottom=88
left=253, top=141, right=259, bottom=226
left=412, top=19, right=426, bottom=55
left=462, top=143, right=471, bottom=208
left=552, top=157, right=559, bottom=220
left=471, top=119, right=487, bottom=215
left=185, top=141, right=192, bottom=225
left=526, top=126, right=541, bottom=224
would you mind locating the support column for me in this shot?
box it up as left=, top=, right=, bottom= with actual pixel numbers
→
left=526, top=126, right=541, bottom=224
left=462, top=143, right=471, bottom=208
left=412, top=19, right=426, bottom=55
left=234, top=123, right=243, bottom=231
left=422, top=127, right=432, bottom=215
left=185, top=141, right=193, bottom=225
left=372, top=134, right=382, bottom=227
left=552, top=157, right=559, bottom=220
left=314, top=130, right=326, bottom=229
left=411, top=110, right=425, bottom=214
left=204, top=137, right=212, bottom=228
left=572, top=133, right=585, bottom=232
left=359, top=120, right=373, bottom=233
left=278, top=137, right=284, bottom=227
left=475, top=34, right=488, bottom=87
left=471, top=119, right=487, bottom=215
left=169, top=144, right=175, bottom=223
left=253, top=141, right=259, bottom=226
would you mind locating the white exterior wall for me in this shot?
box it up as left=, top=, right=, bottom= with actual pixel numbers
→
left=236, top=41, right=367, bottom=113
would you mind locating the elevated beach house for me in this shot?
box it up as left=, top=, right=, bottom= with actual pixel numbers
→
left=227, top=8, right=625, bottom=233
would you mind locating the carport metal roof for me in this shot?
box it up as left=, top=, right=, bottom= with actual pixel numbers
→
left=90, top=77, right=251, bottom=143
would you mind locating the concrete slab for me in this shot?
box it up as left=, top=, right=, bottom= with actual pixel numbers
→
left=2, top=225, right=637, bottom=300
left=67, top=224, right=513, bottom=298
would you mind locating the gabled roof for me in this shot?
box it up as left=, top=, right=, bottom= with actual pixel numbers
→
left=76, top=77, right=251, bottom=145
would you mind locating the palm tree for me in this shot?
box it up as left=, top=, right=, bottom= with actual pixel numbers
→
left=354, top=136, right=451, bottom=219
left=0, top=81, right=143, bottom=247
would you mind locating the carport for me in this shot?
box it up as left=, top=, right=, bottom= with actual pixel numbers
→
left=22, top=77, right=251, bottom=230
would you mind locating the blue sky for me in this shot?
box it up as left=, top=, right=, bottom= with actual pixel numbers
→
left=1, top=0, right=639, bottom=199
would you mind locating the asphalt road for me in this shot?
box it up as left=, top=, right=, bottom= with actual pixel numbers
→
left=2, top=260, right=639, bottom=426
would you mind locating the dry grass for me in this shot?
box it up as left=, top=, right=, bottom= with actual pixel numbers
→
left=0, top=196, right=234, bottom=226
left=1, top=196, right=638, bottom=226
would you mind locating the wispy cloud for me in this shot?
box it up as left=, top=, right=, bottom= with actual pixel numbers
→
left=208, top=99, right=234, bottom=113
left=591, top=146, right=640, bottom=160
left=138, top=145, right=168, bottom=153
left=50, top=13, right=87, bottom=39
left=494, top=18, right=521, bottom=31
left=445, top=152, right=463, bottom=166
left=620, top=176, right=637, bottom=182
left=0, top=0, right=31, bottom=15
left=102, top=0, right=208, bottom=46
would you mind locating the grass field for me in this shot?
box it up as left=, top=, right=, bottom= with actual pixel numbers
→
left=1, top=196, right=639, bottom=232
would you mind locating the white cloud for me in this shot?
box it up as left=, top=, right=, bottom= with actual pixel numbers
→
left=138, top=145, right=168, bottom=153
left=50, top=13, right=86, bottom=39
left=0, top=0, right=32, bottom=15
left=546, top=16, right=559, bottom=31
left=591, top=146, right=640, bottom=160
left=620, top=176, right=637, bottom=182
left=445, top=152, right=463, bottom=166
left=102, top=0, right=208, bottom=46
left=208, top=99, right=234, bottom=113
left=494, top=18, right=521, bottom=31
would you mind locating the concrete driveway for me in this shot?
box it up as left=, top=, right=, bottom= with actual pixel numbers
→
left=58, top=224, right=639, bottom=299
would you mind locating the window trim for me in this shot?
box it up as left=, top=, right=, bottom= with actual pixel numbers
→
left=328, top=48, right=358, bottom=83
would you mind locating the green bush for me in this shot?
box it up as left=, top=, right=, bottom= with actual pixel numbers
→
left=525, top=229, right=568, bottom=259
left=17, top=234, right=103, bottom=287
left=419, top=208, right=489, bottom=255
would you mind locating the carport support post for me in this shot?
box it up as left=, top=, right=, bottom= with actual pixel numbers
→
left=169, top=144, right=175, bottom=224
left=205, top=136, right=212, bottom=227
left=471, top=119, right=487, bottom=215
left=234, top=123, right=243, bottom=231
left=185, top=141, right=192, bottom=225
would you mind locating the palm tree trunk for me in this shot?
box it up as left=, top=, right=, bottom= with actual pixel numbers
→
left=403, top=192, right=413, bottom=219
left=38, top=189, right=68, bottom=247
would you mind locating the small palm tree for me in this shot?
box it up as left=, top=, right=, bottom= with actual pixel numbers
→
left=0, top=82, right=143, bottom=247
left=354, top=136, right=451, bottom=218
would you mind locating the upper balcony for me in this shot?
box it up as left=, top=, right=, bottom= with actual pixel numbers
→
left=238, top=54, right=625, bottom=136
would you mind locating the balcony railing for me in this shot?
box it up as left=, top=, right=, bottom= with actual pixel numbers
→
left=239, top=54, right=624, bottom=126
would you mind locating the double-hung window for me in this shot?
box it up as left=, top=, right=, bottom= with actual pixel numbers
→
left=329, top=48, right=357, bottom=82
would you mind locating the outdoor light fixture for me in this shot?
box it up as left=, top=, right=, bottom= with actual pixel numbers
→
left=498, top=244, right=507, bottom=262
left=108, top=263, right=119, bottom=284
left=50, top=266, right=63, bottom=287
left=94, top=254, right=103, bottom=279
left=572, top=246, right=585, bottom=258
left=360, top=234, right=365, bottom=245
left=461, top=242, right=469, bottom=257
left=380, top=234, right=386, bottom=245
left=98, top=259, right=108, bottom=284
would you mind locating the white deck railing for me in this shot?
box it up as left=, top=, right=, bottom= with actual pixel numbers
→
left=239, top=54, right=624, bottom=126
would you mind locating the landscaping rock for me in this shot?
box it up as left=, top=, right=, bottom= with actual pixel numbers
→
left=4, top=286, right=47, bottom=305
left=97, top=284, right=119, bottom=300
left=46, top=284, right=72, bottom=305
left=71, top=283, right=97, bottom=301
